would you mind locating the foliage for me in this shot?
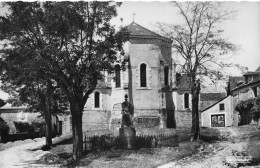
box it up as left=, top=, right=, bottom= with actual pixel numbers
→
left=235, top=97, right=260, bottom=120
left=13, top=121, right=34, bottom=133
left=0, top=1, right=129, bottom=159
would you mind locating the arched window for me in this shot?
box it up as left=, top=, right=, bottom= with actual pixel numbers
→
left=164, top=66, right=169, bottom=86
left=94, top=92, right=100, bottom=108
left=115, top=65, right=121, bottom=88
left=184, top=93, right=189, bottom=109
left=140, top=63, right=147, bottom=87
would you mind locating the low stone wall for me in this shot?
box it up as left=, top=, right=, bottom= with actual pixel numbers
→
left=61, top=110, right=111, bottom=135
left=1, top=112, right=41, bottom=134
left=175, top=111, right=201, bottom=128
left=82, top=110, right=110, bottom=131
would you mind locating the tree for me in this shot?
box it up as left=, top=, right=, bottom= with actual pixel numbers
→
left=157, top=2, right=237, bottom=141
left=0, top=1, right=129, bottom=159
left=1, top=74, right=68, bottom=148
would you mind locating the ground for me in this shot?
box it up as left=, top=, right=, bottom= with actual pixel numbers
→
left=0, top=125, right=259, bottom=168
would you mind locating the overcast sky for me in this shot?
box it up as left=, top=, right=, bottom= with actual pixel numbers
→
left=111, top=1, right=260, bottom=75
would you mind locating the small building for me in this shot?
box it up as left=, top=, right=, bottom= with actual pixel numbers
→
left=201, top=95, right=235, bottom=127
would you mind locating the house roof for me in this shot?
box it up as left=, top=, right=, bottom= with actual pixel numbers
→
left=228, top=76, right=244, bottom=91
left=232, top=78, right=260, bottom=93
left=127, top=22, right=172, bottom=42
left=0, top=103, right=27, bottom=110
left=176, top=74, right=191, bottom=91
left=201, top=96, right=229, bottom=113
left=244, top=66, right=260, bottom=76
left=200, top=93, right=227, bottom=101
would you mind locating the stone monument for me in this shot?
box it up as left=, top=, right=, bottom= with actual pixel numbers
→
left=119, top=94, right=136, bottom=149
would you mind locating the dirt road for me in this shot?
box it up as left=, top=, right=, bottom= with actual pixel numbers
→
left=0, top=141, right=44, bottom=168
left=174, top=126, right=260, bottom=168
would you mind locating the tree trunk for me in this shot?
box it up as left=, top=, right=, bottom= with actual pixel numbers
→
left=191, top=79, right=201, bottom=141
left=45, top=81, right=52, bottom=149
left=70, top=99, right=83, bottom=160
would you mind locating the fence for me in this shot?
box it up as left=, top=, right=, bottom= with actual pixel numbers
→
left=83, top=133, right=178, bottom=152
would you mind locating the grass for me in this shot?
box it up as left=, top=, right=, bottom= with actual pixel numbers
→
left=246, top=129, right=260, bottom=164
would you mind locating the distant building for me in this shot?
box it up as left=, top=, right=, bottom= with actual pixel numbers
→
left=231, top=66, right=260, bottom=125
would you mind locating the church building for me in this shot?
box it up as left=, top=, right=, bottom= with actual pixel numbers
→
left=80, top=22, right=177, bottom=132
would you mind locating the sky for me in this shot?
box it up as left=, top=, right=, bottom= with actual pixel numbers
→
left=111, top=1, right=260, bottom=76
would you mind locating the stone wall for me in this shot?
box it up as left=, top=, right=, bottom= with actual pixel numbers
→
left=0, top=111, right=41, bottom=134
left=82, top=110, right=110, bottom=131
left=175, top=111, right=192, bottom=128
left=61, top=115, right=71, bottom=135
left=61, top=110, right=111, bottom=135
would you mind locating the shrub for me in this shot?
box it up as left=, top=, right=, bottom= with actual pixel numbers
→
left=13, top=121, right=34, bottom=133
left=31, top=119, right=45, bottom=136
left=0, top=118, right=10, bottom=142
left=84, top=133, right=178, bottom=151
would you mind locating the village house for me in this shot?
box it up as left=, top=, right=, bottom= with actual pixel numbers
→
left=201, top=66, right=260, bottom=128
left=230, top=66, right=260, bottom=125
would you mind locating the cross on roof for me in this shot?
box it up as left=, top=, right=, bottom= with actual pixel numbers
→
left=132, top=12, right=136, bottom=22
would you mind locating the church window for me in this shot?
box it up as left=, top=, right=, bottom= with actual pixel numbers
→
left=115, top=65, right=121, bottom=88
left=164, top=66, right=169, bottom=86
left=94, top=92, right=100, bottom=108
left=184, top=93, right=189, bottom=109
left=140, top=63, right=147, bottom=87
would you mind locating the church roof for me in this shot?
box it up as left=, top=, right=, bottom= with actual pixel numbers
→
left=127, top=22, right=172, bottom=42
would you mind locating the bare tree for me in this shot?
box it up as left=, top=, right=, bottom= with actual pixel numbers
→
left=157, top=2, right=237, bottom=141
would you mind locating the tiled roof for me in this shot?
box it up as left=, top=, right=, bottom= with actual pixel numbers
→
left=228, top=76, right=244, bottom=91
left=176, top=74, right=191, bottom=91
left=232, top=78, right=260, bottom=92
left=126, top=22, right=172, bottom=42
left=200, top=93, right=227, bottom=101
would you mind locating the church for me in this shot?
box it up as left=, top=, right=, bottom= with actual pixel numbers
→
left=61, top=22, right=194, bottom=134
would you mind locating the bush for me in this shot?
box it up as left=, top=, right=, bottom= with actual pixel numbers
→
left=31, top=120, right=45, bottom=136
left=84, top=133, right=179, bottom=151
left=13, top=121, right=34, bottom=133
left=0, top=118, right=10, bottom=143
